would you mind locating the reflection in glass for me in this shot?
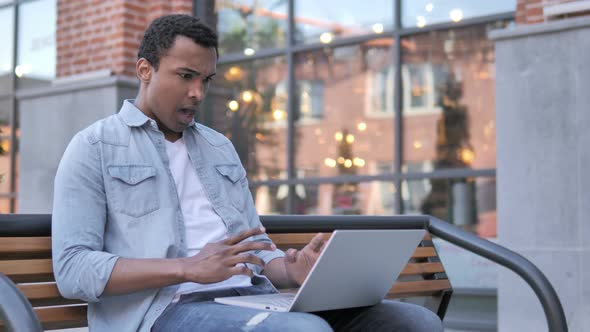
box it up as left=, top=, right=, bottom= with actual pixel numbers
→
left=279, top=181, right=397, bottom=215
left=0, top=197, right=10, bottom=214
left=0, top=98, right=12, bottom=195
left=205, top=57, right=288, bottom=181
left=16, top=0, right=56, bottom=89
left=214, top=0, right=288, bottom=55
left=402, top=22, right=506, bottom=172
left=295, top=0, right=393, bottom=44
left=293, top=40, right=395, bottom=179
left=402, top=0, right=515, bottom=28
left=251, top=185, right=289, bottom=215
left=0, top=7, right=14, bottom=95
left=403, top=177, right=496, bottom=237
left=0, top=97, right=11, bottom=129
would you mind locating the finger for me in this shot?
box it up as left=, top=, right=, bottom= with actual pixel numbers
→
left=229, top=265, right=254, bottom=278
left=225, top=254, right=265, bottom=267
left=305, top=233, right=325, bottom=253
left=285, top=248, right=298, bottom=263
left=227, top=240, right=276, bottom=255
left=223, top=227, right=265, bottom=245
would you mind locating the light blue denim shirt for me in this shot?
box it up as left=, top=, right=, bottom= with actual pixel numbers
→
left=52, top=100, right=284, bottom=332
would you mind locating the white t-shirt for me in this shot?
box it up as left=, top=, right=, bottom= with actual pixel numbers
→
left=165, top=138, right=251, bottom=300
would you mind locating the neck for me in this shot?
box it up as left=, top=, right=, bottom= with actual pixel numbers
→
left=164, top=132, right=182, bottom=142
left=134, top=92, right=182, bottom=142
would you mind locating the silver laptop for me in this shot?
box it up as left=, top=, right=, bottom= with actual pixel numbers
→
left=214, top=229, right=425, bottom=312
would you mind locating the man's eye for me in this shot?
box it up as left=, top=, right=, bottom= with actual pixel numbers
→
left=204, top=76, right=214, bottom=83
left=179, top=73, right=193, bottom=80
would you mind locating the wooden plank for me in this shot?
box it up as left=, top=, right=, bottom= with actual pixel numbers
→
left=400, top=262, right=445, bottom=276
left=269, top=233, right=432, bottom=246
left=269, top=233, right=329, bottom=247
left=17, top=283, right=82, bottom=307
left=0, top=259, right=54, bottom=283
left=388, top=279, right=452, bottom=298
left=269, top=234, right=437, bottom=259
left=35, top=306, right=87, bottom=331
left=0, top=237, right=51, bottom=259
left=412, top=247, right=437, bottom=258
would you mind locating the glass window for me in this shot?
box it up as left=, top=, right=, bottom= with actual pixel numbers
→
left=402, top=0, right=516, bottom=28
left=213, top=0, right=288, bottom=56
left=402, top=23, right=505, bottom=171
left=294, top=40, right=396, bottom=178
left=292, top=181, right=398, bottom=215
left=295, top=0, right=393, bottom=44
left=251, top=185, right=289, bottom=215
left=205, top=56, right=288, bottom=181
left=403, top=176, right=496, bottom=237
left=0, top=98, right=12, bottom=195
left=0, top=97, right=11, bottom=129
left=16, top=0, right=56, bottom=89
left=0, top=6, right=14, bottom=95
left=0, top=196, right=11, bottom=214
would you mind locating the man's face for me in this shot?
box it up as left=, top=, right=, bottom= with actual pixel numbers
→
left=138, top=36, right=217, bottom=141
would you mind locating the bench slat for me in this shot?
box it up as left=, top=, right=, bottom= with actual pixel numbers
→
left=388, top=279, right=452, bottom=298
left=410, top=247, right=436, bottom=258
left=269, top=233, right=432, bottom=246
left=0, top=259, right=54, bottom=283
left=17, top=283, right=83, bottom=307
left=269, top=234, right=437, bottom=259
left=35, top=306, right=88, bottom=331
left=400, top=262, right=445, bottom=276
left=0, top=260, right=444, bottom=285
left=0, top=237, right=51, bottom=259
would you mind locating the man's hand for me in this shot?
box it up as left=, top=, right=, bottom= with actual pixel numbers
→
left=284, top=233, right=327, bottom=286
left=179, top=227, right=276, bottom=284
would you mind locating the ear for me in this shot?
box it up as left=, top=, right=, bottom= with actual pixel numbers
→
left=136, top=58, right=152, bottom=83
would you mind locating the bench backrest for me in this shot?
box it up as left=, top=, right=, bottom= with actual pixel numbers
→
left=0, top=217, right=452, bottom=330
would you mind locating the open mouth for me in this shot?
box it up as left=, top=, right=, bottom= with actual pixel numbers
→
left=178, top=108, right=196, bottom=124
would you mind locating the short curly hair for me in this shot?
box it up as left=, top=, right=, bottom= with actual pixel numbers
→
left=138, top=14, right=218, bottom=70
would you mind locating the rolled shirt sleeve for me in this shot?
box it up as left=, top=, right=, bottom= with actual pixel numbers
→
left=241, top=172, right=285, bottom=274
left=52, top=133, right=119, bottom=302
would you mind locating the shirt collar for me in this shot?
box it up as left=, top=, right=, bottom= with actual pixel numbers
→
left=118, top=100, right=152, bottom=127
left=118, top=99, right=197, bottom=129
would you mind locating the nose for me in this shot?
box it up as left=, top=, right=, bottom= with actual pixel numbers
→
left=188, top=81, right=205, bottom=102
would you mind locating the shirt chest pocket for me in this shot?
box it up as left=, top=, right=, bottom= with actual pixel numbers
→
left=215, top=164, right=247, bottom=212
left=107, top=165, right=160, bottom=217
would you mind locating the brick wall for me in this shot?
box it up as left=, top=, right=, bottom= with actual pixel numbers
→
left=57, top=0, right=193, bottom=79
left=516, top=0, right=586, bottom=24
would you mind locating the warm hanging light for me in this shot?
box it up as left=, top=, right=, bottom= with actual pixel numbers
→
left=450, top=9, right=463, bottom=23
left=345, top=134, right=355, bottom=144
left=372, top=23, right=384, bottom=34
left=320, top=32, right=333, bottom=44
left=324, top=158, right=337, bottom=168
left=416, top=16, right=427, bottom=28
left=227, top=100, right=239, bottom=111
left=244, top=48, right=256, bottom=56
left=241, top=91, right=254, bottom=103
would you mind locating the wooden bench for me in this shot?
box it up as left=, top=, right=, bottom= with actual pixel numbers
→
left=0, top=215, right=452, bottom=331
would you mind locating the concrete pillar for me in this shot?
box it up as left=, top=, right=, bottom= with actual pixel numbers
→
left=490, top=16, right=590, bottom=332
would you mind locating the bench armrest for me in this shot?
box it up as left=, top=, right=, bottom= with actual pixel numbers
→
left=0, top=273, right=43, bottom=332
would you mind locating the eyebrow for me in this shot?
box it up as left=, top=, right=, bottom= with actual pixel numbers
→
left=178, top=67, right=216, bottom=78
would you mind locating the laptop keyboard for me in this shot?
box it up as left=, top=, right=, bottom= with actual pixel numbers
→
left=241, top=293, right=296, bottom=308
left=266, top=293, right=296, bottom=307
